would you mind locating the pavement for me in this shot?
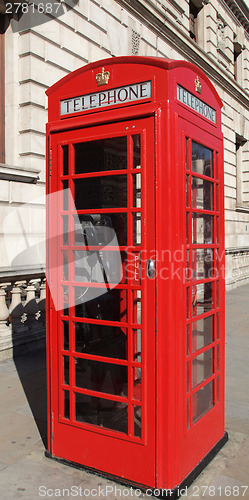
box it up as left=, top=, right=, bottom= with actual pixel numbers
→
left=0, top=284, right=249, bottom=499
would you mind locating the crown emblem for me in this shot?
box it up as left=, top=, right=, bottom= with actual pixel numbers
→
left=95, top=67, right=110, bottom=86
left=195, top=76, right=202, bottom=94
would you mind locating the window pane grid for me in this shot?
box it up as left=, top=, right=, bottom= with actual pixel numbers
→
left=185, top=138, right=220, bottom=430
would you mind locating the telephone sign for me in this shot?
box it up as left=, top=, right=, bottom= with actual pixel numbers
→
left=46, top=57, right=227, bottom=495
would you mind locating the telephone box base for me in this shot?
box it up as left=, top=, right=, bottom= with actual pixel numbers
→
left=44, top=432, right=228, bottom=498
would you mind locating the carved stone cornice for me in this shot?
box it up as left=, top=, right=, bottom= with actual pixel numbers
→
left=222, top=0, right=249, bottom=32
left=116, top=0, right=249, bottom=109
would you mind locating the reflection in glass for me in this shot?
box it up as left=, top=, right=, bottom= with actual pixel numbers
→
left=63, top=286, right=69, bottom=316
left=64, top=390, right=70, bottom=419
left=64, top=355, right=69, bottom=385
left=186, top=324, right=190, bottom=355
left=74, top=137, right=127, bottom=174
left=192, top=141, right=213, bottom=178
left=186, top=212, right=190, bottom=243
left=192, top=282, right=214, bottom=316
left=133, top=329, right=141, bottom=362
left=192, top=177, right=214, bottom=210
left=62, top=145, right=69, bottom=176
left=133, top=290, right=141, bottom=324
left=185, top=138, right=189, bottom=170
left=75, top=392, right=128, bottom=434
left=187, top=362, right=190, bottom=393
left=192, top=315, right=214, bottom=352
left=134, top=406, right=142, bottom=438
left=75, top=358, right=128, bottom=396
left=133, top=174, right=141, bottom=207
left=216, top=375, right=220, bottom=403
left=192, top=348, right=214, bottom=388
left=216, top=343, right=220, bottom=372
left=192, top=249, right=214, bottom=280
left=186, top=175, right=190, bottom=207
left=74, top=175, right=127, bottom=210
left=63, top=251, right=69, bottom=281
left=133, top=213, right=141, bottom=245
left=192, top=380, right=214, bottom=424
left=62, top=215, right=68, bottom=245
left=75, top=288, right=127, bottom=322
left=74, top=213, right=127, bottom=247
left=63, top=181, right=68, bottom=210
left=133, top=366, right=141, bottom=401
left=133, top=135, right=141, bottom=169
left=63, top=321, right=69, bottom=350
left=192, top=214, right=214, bottom=244
left=74, top=249, right=124, bottom=284
left=74, top=322, right=127, bottom=360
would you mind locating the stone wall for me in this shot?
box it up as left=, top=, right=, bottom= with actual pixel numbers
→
left=2, top=0, right=249, bottom=289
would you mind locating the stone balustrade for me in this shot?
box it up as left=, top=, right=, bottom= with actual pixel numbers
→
left=0, top=276, right=46, bottom=360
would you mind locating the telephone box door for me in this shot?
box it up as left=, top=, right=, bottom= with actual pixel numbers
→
left=48, top=117, right=156, bottom=486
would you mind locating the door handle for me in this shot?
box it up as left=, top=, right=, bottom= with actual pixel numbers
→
left=146, top=259, right=156, bottom=279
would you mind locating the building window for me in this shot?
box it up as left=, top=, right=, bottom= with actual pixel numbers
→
left=236, top=134, right=248, bottom=208
left=189, top=0, right=203, bottom=42
left=234, top=41, right=242, bottom=82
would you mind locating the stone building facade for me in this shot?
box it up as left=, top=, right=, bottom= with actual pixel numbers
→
left=0, top=0, right=249, bottom=355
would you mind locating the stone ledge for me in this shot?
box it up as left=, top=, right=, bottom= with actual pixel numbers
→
left=0, top=163, right=40, bottom=183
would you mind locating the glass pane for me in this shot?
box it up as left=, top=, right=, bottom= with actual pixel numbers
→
left=74, top=250, right=126, bottom=284
left=186, top=287, right=190, bottom=318
left=192, top=249, right=214, bottom=280
left=74, top=213, right=127, bottom=247
left=186, top=212, right=190, bottom=243
left=133, top=213, right=141, bottom=245
left=134, top=405, right=142, bottom=438
left=63, top=321, right=69, bottom=350
left=133, top=366, right=141, bottom=401
left=63, top=181, right=68, bottom=210
left=64, top=355, right=69, bottom=385
left=216, top=375, right=220, bottom=403
left=74, top=323, right=127, bottom=360
left=75, top=392, right=128, bottom=433
left=133, top=329, right=141, bottom=362
left=192, top=214, right=214, bottom=244
left=216, top=280, right=219, bottom=307
left=216, top=312, right=220, bottom=340
left=192, top=177, right=214, bottom=210
left=74, top=288, right=127, bottom=322
left=64, top=390, right=70, bottom=419
left=62, top=215, right=68, bottom=245
left=63, top=286, right=69, bottom=316
left=192, top=282, right=214, bottom=316
left=192, top=380, right=214, bottom=424
left=133, top=290, right=141, bottom=324
left=187, top=362, right=190, bottom=393
left=133, top=174, right=141, bottom=207
left=192, top=141, right=213, bottom=178
left=62, top=145, right=69, bottom=175
left=192, top=315, right=214, bottom=352
left=75, top=358, right=128, bottom=396
left=185, top=138, right=189, bottom=170
left=63, top=251, right=69, bottom=281
left=74, top=175, right=127, bottom=210
left=186, top=324, right=190, bottom=355
left=74, top=137, right=127, bottom=174
left=192, top=348, right=214, bottom=388
left=133, top=135, right=141, bottom=169
left=186, top=175, right=190, bottom=206
left=216, top=343, right=220, bottom=372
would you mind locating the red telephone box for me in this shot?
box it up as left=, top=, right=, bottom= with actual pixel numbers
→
left=46, top=57, right=227, bottom=494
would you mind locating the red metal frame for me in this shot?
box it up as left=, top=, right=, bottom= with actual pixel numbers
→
left=46, top=57, right=225, bottom=491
